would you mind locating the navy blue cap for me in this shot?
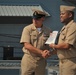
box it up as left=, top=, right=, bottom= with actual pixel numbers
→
left=32, top=11, right=46, bottom=20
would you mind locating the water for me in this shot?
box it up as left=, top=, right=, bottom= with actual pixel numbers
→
left=46, top=65, right=59, bottom=75
left=46, top=58, right=59, bottom=75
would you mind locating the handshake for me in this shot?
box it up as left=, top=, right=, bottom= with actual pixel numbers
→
left=41, top=43, right=56, bottom=58
left=41, top=50, right=51, bottom=59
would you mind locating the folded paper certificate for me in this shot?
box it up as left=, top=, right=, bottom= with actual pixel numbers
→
left=45, top=31, right=58, bottom=44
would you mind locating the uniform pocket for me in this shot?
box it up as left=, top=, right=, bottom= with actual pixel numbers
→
left=30, top=33, right=37, bottom=44
left=43, top=36, right=49, bottom=41
left=30, top=34, right=37, bottom=40
left=60, top=32, right=66, bottom=40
